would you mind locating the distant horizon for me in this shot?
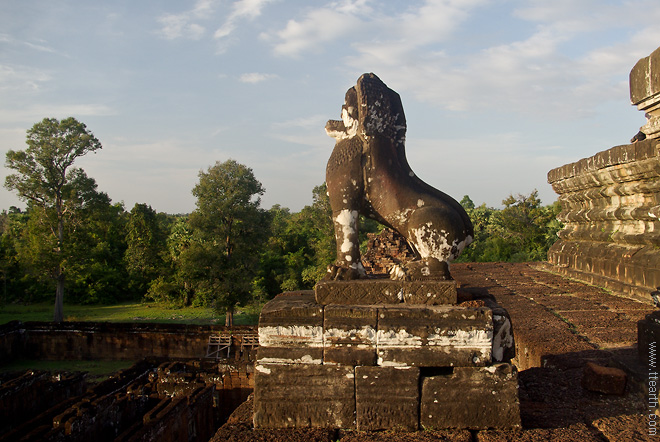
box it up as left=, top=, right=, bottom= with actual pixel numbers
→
left=2, top=1, right=659, bottom=214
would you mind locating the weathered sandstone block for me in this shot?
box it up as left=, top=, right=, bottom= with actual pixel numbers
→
left=581, top=362, right=627, bottom=395
left=376, top=305, right=493, bottom=367
left=324, top=305, right=377, bottom=366
left=420, top=363, right=520, bottom=430
left=630, top=45, right=660, bottom=139
left=253, top=290, right=516, bottom=429
left=257, top=291, right=323, bottom=364
left=253, top=363, right=356, bottom=429
left=315, top=279, right=457, bottom=305
left=355, top=366, right=419, bottom=431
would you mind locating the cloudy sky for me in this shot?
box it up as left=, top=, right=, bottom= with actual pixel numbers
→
left=2, top=0, right=660, bottom=214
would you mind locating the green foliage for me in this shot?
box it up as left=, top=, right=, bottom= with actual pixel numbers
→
left=0, top=123, right=564, bottom=316
left=124, top=203, right=168, bottom=297
left=4, top=118, right=106, bottom=321
left=146, top=160, right=268, bottom=325
left=253, top=184, right=337, bottom=299
left=66, top=202, right=129, bottom=304
left=456, top=190, right=562, bottom=263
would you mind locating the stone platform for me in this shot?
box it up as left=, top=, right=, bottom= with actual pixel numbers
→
left=215, top=262, right=654, bottom=441
left=315, top=278, right=457, bottom=305
left=253, top=282, right=519, bottom=431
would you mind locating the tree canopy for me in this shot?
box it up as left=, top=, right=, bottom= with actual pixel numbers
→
left=4, top=117, right=104, bottom=322
left=0, top=118, right=564, bottom=322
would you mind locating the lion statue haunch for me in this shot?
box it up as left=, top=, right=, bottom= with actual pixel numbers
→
left=324, top=73, right=474, bottom=281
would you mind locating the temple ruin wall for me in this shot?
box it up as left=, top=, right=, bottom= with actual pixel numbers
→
left=547, top=138, right=660, bottom=303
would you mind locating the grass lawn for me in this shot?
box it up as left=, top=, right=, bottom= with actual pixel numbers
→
left=0, top=359, right=136, bottom=383
left=0, top=301, right=262, bottom=325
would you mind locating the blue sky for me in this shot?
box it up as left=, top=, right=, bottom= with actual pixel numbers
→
left=2, top=0, right=660, bottom=214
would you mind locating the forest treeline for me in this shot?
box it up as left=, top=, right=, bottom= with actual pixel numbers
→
left=0, top=117, right=563, bottom=323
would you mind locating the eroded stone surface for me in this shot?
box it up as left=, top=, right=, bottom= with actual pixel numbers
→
left=355, top=366, right=420, bottom=431
left=420, top=364, right=521, bottom=430
left=253, top=364, right=356, bottom=429
left=377, top=305, right=493, bottom=367
left=258, top=292, right=323, bottom=351
left=315, top=279, right=457, bottom=305
left=324, top=305, right=377, bottom=366
left=547, top=139, right=660, bottom=303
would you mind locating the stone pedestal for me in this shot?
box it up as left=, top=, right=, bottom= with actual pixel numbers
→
left=253, top=285, right=520, bottom=430
left=315, top=279, right=457, bottom=305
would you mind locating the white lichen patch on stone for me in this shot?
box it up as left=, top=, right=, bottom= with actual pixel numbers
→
left=256, top=364, right=271, bottom=374
left=259, top=325, right=323, bottom=347
left=389, top=208, right=413, bottom=226
left=377, top=357, right=408, bottom=367
left=426, top=329, right=492, bottom=351
left=389, top=265, right=406, bottom=280
left=342, top=107, right=359, bottom=138
left=340, top=240, right=353, bottom=253
left=325, top=127, right=347, bottom=140
left=335, top=209, right=358, bottom=262
left=325, top=326, right=376, bottom=344
left=258, top=355, right=322, bottom=365
left=377, top=329, right=423, bottom=347
left=411, top=224, right=472, bottom=262
left=351, top=261, right=367, bottom=276
left=411, top=223, right=452, bottom=261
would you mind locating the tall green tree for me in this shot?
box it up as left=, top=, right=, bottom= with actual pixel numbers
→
left=124, top=203, right=167, bottom=296
left=4, top=117, right=102, bottom=322
left=184, top=159, right=268, bottom=325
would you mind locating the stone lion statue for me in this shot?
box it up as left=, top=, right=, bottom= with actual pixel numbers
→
left=324, top=73, right=473, bottom=281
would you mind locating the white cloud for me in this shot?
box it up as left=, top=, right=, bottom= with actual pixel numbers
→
left=0, top=64, right=51, bottom=92
left=23, top=40, right=61, bottom=55
left=269, top=0, right=485, bottom=57
left=398, top=0, right=486, bottom=45
left=157, top=0, right=220, bottom=40
left=214, top=0, right=276, bottom=39
left=336, top=0, right=660, bottom=120
left=270, top=5, right=365, bottom=57
left=239, top=72, right=278, bottom=83
left=158, top=14, right=205, bottom=40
